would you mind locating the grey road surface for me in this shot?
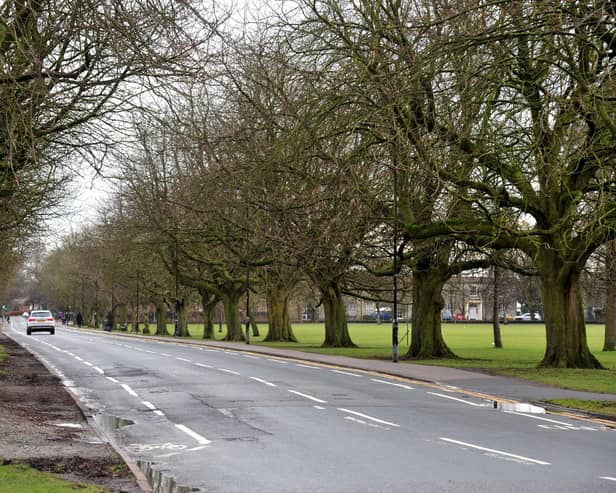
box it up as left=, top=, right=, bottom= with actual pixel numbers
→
left=5, top=319, right=616, bottom=493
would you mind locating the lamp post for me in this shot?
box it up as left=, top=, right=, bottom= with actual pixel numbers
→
left=174, top=238, right=179, bottom=337
left=392, top=162, right=399, bottom=363
left=245, top=262, right=250, bottom=345
left=135, top=271, right=140, bottom=333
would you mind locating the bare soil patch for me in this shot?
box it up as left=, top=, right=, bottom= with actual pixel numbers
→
left=0, top=332, right=141, bottom=492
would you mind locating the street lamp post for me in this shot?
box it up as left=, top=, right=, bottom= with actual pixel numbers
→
left=135, top=272, right=140, bottom=333
left=245, top=263, right=250, bottom=345
left=392, top=162, right=399, bottom=363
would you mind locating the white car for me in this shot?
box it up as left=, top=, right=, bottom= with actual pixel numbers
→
left=26, top=310, right=55, bottom=335
left=515, top=312, right=542, bottom=321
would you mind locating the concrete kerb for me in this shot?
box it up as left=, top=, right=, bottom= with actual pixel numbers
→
left=71, top=326, right=616, bottom=428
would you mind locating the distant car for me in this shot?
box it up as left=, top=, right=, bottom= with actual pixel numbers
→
left=367, top=310, right=392, bottom=321
left=26, top=310, right=55, bottom=335
left=514, top=312, right=542, bottom=321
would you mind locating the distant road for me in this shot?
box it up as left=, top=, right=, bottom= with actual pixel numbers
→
left=6, top=318, right=616, bottom=493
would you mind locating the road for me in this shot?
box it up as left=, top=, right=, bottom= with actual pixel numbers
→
left=6, top=318, right=616, bottom=493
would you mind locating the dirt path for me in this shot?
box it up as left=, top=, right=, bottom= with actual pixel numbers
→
left=0, top=332, right=142, bottom=492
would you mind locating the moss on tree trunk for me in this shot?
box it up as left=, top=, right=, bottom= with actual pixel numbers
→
left=320, top=282, right=356, bottom=348
left=264, top=286, right=297, bottom=342
left=175, top=299, right=190, bottom=337
left=223, top=290, right=244, bottom=341
left=154, top=299, right=168, bottom=336
left=538, top=261, right=602, bottom=368
left=405, top=269, right=456, bottom=359
left=200, top=290, right=217, bottom=339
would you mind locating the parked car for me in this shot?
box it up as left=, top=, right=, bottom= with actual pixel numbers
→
left=22, top=312, right=29, bottom=318
left=514, top=312, right=542, bottom=321
left=26, top=310, right=55, bottom=335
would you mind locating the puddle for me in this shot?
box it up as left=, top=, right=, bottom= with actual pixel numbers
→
left=92, top=414, right=134, bottom=446
left=493, top=401, right=545, bottom=413
left=138, top=460, right=200, bottom=493
left=92, top=415, right=200, bottom=493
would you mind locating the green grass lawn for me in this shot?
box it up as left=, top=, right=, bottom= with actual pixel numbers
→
left=91, top=321, right=616, bottom=394
left=0, top=463, right=108, bottom=493
left=545, top=399, right=616, bottom=417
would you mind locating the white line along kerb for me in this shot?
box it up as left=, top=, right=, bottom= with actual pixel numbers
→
left=440, top=437, right=551, bottom=465
left=175, top=424, right=211, bottom=445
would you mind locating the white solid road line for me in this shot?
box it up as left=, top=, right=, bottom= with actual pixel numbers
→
left=371, top=378, right=414, bottom=390
left=175, top=424, right=211, bottom=445
left=338, top=408, right=400, bottom=428
left=427, top=392, right=486, bottom=407
left=250, top=377, right=277, bottom=387
left=288, top=390, right=327, bottom=404
left=600, top=477, right=616, bottom=482
left=440, top=437, right=551, bottom=465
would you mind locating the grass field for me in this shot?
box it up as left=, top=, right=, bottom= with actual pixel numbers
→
left=92, top=321, right=616, bottom=394
left=0, top=464, right=108, bottom=493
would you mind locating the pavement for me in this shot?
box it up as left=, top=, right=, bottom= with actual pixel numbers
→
left=84, top=328, right=616, bottom=423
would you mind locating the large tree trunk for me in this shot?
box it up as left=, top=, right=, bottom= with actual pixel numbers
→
left=154, top=298, right=168, bottom=336
left=175, top=299, right=190, bottom=337
left=223, top=290, right=244, bottom=341
left=320, top=282, right=356, bottom=347
left=605, top=283, right=616, bottom=351
left=406, top=269, right=456, bottom=359
left=539, top=259, right=602, bottom=368
left=264, top=286, right=297, bottom=342
left=199, top=289, right=217, bottom=339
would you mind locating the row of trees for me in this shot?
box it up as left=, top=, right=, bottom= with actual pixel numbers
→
left=4, top=1, right=616, bottom=368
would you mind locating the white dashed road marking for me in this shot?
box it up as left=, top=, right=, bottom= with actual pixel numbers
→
left=371, top=378, right=414, bottom=390
left=250, top=377, right=277, bottom=387
left=288, top=390, right=327, bottom=404
left=330, top=369, right=361, bottom=377
left=338, top=408, right=400, bottom=428
left=175, top=424, right=211, bottom=445
left=428, top=392, right=486, bottom=407
left=121, top=384, right=138, bottom=397
left=440, top=437, right=551, bottom=465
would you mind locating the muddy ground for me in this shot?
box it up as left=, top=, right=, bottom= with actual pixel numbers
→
left=0, top=332, right=142, bottom=492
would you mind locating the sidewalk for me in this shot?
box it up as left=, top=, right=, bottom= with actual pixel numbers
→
left=95, top=329, right=616, bottom=418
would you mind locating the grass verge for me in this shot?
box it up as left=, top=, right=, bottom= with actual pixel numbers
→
left=545, top=399, right=616, bottom=417
left=0, top=463, right=108, bottom=493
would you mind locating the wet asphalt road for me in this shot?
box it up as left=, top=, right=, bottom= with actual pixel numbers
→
left=6, top=319, right=616, bottom=493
